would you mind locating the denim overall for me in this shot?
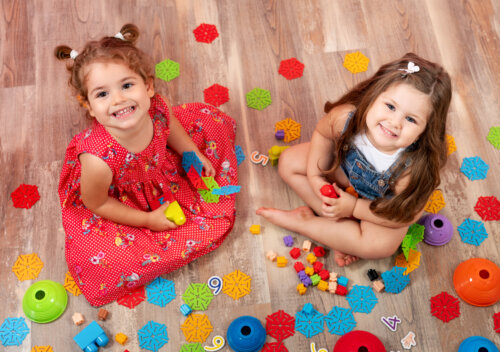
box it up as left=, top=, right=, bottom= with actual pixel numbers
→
left=340, top=112, right=410, bottom=200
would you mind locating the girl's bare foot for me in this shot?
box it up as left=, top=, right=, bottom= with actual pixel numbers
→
left=256, top=206, right=315, bottom=232
left=333, top=250, right=360, bottom=267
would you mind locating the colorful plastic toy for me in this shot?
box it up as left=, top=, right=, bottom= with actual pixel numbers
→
left=72, top=313, right=85, bottom=325
left=146, top=277, right=176, bottom=307
left=249, top=224, right=260, bottom=234
left=10, top=183, right=40, bottom=209
left=380, top=315, right=401, bottom=332
left=333, top=330, right=385, bottom=352
left=227, top=316, right=266, bottom=352
left=277, top=256, right=288, bottom=267
left=265, top=310, right=295, bottom=342
left=246, top=88, right=272, bottom=110
left=275, top=129, right=285, bottom=140
left=164, top=200, right=186, bottom=226
left=193, top=23, right=219, bottom=43
left=297, top=283, right=307, bottom=295
left=302, top=240, right=312, bottom=252
left=367, top=269, right=379, bottom=281
left=289, top=248, right=301, bottom=259
left=320, top=184, right=338, bottom=198
left=180, top=304, right=192, bottom=317
left=401, top=331, right=417, bottom=349
left=275, top=117, right=301, bottom=143
left=343, top=51, right=370, bottom=74
left=115, top=332, right=128, bottom=345
left=458, top=336, right=499, bottom=352
left=457, top=218, right=488, bottom=246
left=268, top=145, right=289, bottom=166
left=419, top=214, right=453, bottom=246
left=313, top=246, right=325, bottom=257
left=12, top=253, right=44, bottom=281
left=295, top=304, right=324, bottom=338
left=453, top=257, right=500, bottom=306
left=204, top=335, right=226, bottom=351
left=23, top=280, right=68, bottom=323
left=346, top=285, right=378, bottom=313
left=283, top=235, right=294, bottom=247
left=155, top=59, right=179, bottom=82
left=325, top=306, right=356, bottom=335
left=222, top=270, right=252, bottom=300
left=430, top=291, right=460, bottom=323
left=73, top=321, right=109, bottom=352
left=97, top=308, right=108, bottom=321
left=294, top=262, right=305, bottom=272
left=203, top=84, right=229, bottom=107
left=278, top=57, right=305, bottom=80
left=487, top=126, right=500, bottom=149
left=337, top=276, right=348, bottom=287
left=0, top=317, right=30, bottom=346
left=207, top=276, right=223, bottom=295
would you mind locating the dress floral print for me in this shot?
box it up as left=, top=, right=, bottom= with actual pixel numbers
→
left=59, top=95, right=238, bottom=306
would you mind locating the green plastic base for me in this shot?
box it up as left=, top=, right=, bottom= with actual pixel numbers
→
left=23, top=280, right=68, bottom=323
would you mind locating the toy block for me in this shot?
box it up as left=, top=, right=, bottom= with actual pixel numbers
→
left=164, top=200, right=186, bottom=226
left=337, top=276, right=348, bottom=287
left=72, top=312, right=85, bottom=325
left=329, top=272, right=338, bottom=282
left=268, top=145, right=289, bottom=166
left=372, top=280, right=385, bottom=293
left=298, top=270, right=308, bottom=280
left=304, top=267, right=315, bottom=276
left=97, top=308, right=109, bottom=321
left=266, top=250, right=278, bottom=262
left=294, top=261, right=305, bottom=272
left=283, top=235, right=294, bottom=247
left=249, top=224, right=261, bottom=234
left=318, top=269, right=330, bottom=281
left=313, top=246, right=326, bottom=257
left=275, top=129, right=285, bottom=140
left=296, top=283, right=307, bottom=295
left=289, top=247, right=301, bottom=259
left=73, top=321, right=109, bottom=351
left=335, top=285, right=348, bottom=296
left=301, top=276, right=313, bottom=287
left=302, top=240, right=312, bottom=252
left=115, top=332, right=128, bottom=345
left=317, top=280, right=329, bottom=292
left=306, top=253, right=317, bottom=264
left=367, top=269, right=379, bottom=281
left=180, top=303, right=192, bottom=316
left=182, top=151, right=203, bottom=175
left=313, top=261, right=323, bottom=273
left=310, top=274, right=321, bottom=286
left=328, top=282, right=338, bottom=293
left=277, top=256, right=288, bottom=267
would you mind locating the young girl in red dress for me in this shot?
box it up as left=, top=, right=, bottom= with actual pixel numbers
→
left=56, top=24, right=238, bottom=306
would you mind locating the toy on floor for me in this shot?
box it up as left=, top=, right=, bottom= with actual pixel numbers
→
left=458, top=336, right=499, bottom=352
left=207, top=276, right=223, bottom=295
left=12, top=253, right=44, bottom=281
left=453, top=257, right=500, bottom=306
left=419, top=214, right=453, bottom=246
left=72, top=313, right=85, bottom=325
left=278, top=57, right=305, bottom=80
left=333, top=330, right=385, bottom=352
left=310, top=342, right=328, bottom=352
left=23, top=280, right=68, bottom=323
left=10, top=184, right=40, bottom=209
left=193, top=23, right=219, bottom=43
left=227, top=316, right=266, bottom=352
left=268, top=145, right=289, bottom=166
left=275, top=117, right=301, bottom=143
left=250, top=151, right=269, bottom=166
left=0, top=317, right=30, bottom=346
left=430, top=291, right=461, bottom=323
left=458, top=218, right=488, bottom=246
left=204, top=335, right=225, bottom=351
left=155, top=59, right=179, bottom=82
left=343, top=51, right=370, bottom=74
left=380, top=315, right=401, bottom=332
left=73, top=321, right=109, bottom=352
left=401, top=331, right=417, bottom=350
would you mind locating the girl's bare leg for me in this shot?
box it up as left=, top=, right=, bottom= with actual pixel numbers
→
left=256, top=206, right=408, bottom=263
left=263, top=143, right=364, bottom=266
left=277, top=143, right=323, bottom=214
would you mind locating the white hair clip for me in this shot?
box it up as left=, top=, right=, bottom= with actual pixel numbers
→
left=114, top=32, right=125, bottom=40
left=399, top=61, right=420, bottom=75
left=70, top=49, right=79, bottom=60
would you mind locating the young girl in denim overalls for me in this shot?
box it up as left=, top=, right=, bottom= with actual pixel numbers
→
left=258, top=53, right=451, bottom=266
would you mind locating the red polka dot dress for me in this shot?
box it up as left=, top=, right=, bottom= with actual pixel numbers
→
left=58, top=95, right=237, bottom=307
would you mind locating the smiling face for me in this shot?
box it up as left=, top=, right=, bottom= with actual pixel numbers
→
left=364, top=82, right=432, bottom=154
left=84, top=61, right=154, bottom=136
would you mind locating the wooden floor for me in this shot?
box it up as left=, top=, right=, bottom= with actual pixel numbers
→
left=1, top=0, right=499, bottom=350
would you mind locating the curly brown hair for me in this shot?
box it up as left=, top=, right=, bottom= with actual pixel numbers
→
left=324, top=53, right=452, bottom=223
left=54, top=24, right=154, bottom=116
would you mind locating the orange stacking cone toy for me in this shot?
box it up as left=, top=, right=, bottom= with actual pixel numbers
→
left=453, top=258, right=500, bottom=307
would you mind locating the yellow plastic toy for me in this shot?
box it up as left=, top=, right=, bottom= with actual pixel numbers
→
left=115, top=332, right=128, bottom=345
left=268, top=145, right=289, bottom=166
left=164, top=200, right=186, bottom=226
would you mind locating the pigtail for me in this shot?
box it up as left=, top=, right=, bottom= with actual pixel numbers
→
left=119, top=23, right=139, bottom=44
left=54, top=45, right=73, bottom=60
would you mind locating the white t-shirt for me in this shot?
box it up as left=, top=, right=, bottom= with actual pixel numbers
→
left=352, top=134, right=404, bottom=173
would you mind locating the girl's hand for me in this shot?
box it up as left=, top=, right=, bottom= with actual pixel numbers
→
left=197, top=152, right=216, bottom=177
left=146, top=202, right=178, bottom=232
left=320, top=183, right=357, bottom=220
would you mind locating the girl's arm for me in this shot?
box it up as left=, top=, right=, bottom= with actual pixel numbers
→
left=331, top=171, right=423, bottom=228
left=79, top=153, right=176, bottom=231
left=164, top=100, right=215, bottom=176
left=307, top=104, right=354, bottom=198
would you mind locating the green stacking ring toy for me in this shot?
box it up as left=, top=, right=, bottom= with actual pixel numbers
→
left=23, top=280, right=68, bottom=323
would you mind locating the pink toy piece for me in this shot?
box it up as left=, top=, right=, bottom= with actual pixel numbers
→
left=333, top=330, right=385, bottom=352
left=418, top=214, right=453, bottom=246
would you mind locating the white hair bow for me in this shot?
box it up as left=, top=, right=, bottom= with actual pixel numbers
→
left=399, top=61, right=420, bottom=74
